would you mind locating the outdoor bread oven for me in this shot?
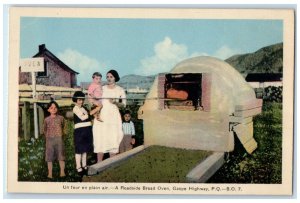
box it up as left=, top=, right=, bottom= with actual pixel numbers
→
left=87, top=56, right=263, bottom=182
left=138, top=56, right=262, bottom=154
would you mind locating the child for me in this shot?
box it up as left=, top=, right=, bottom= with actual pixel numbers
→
left=72, top=91, right=98, bottom=176
left=43, top=101, right=66, bottom=179
left=88, top=72, right=103, bottom=122
left=119, top=110, right=136, bottom=153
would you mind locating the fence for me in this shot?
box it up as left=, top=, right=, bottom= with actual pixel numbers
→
left=19, top=84, right=80, bottom=140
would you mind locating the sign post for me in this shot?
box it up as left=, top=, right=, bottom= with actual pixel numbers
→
left=20, top=57, right=44, bottom=139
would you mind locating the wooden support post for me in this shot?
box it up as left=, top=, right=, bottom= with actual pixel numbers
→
left=88, top=145, right=145, bottom=176
left=38, top=105, right=44, bottom=136
left=31, top=71, right=39, bottom=139
left=186, top=152, right=224, bottom=183
left=22, top=102, right=31, bottom=140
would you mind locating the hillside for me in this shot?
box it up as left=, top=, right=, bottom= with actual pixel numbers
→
left=225, top=42, right=283, bottom=77
left=118, top=74, right=155, bottom=90
left=110, top=43, right=283, bottom=90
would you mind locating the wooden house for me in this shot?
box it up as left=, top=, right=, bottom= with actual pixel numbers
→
left=19, top=44, right=79, bottom=88
left=245, top=73, right=283, bottom=88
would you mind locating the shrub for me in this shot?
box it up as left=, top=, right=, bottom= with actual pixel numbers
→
left=263, top=86, right=282, bottom=102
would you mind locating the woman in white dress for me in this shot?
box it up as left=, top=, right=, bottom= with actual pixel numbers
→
left=92, top=69, right=126, bottom=162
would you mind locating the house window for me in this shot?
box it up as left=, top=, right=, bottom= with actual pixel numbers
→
left=37, top=61, right=48, bottom=77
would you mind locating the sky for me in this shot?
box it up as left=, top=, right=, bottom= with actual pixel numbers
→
left=20, top=17, right=283, bottom=83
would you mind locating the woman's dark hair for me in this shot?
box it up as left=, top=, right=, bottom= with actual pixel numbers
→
left=107, top=69, right=120, bottom=82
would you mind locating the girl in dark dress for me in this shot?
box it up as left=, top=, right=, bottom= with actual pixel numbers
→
left=72, top=91, right=99, bottom=176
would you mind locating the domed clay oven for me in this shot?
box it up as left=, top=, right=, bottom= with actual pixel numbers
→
left=87, top=56, right=263, bottom=182
left=138, top=56, right=262, bottom=154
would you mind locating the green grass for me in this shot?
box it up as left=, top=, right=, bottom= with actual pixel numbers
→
left=18, top=104, right=143, bottom=182
left=83, top=146, right=212, bottom=183
left=207, top=102, right=282, bottom=183
left=18, top=102, right=282, bottom=183
left=18, top=120, right=84, bottom=182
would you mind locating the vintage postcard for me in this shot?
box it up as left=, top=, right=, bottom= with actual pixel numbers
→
left=7, top=7, right=294, bottom=195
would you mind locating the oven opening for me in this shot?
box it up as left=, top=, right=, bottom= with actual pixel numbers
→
left=165, top=73, right=202, bottom=111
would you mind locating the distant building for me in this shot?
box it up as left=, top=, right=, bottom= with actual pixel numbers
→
left=19, top=44, right=79, bottom=88
left=245, top=73, right=283, bottom=88
left=126, top=86, right=149, bottom=94
left=80, top=82, right=90, bottom=91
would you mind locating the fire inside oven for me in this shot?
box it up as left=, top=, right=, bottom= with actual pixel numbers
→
left=165, top=73, right=202, bottom=110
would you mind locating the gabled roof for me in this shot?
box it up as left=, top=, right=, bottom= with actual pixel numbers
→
left=245, top=73, right=282, bottom=82
left=33, top=44, right=79, bottom=74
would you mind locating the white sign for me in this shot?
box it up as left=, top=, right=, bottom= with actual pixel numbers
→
left=20, top=57, right=44, bottom=72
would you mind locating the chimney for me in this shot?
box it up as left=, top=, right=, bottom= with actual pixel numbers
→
left=39, top=44, right=46, bottom=52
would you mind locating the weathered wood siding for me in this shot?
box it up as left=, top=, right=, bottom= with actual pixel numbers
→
left=19, top=68, right=31, bottom=84
left=19, top=55, right=77, bottom=88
